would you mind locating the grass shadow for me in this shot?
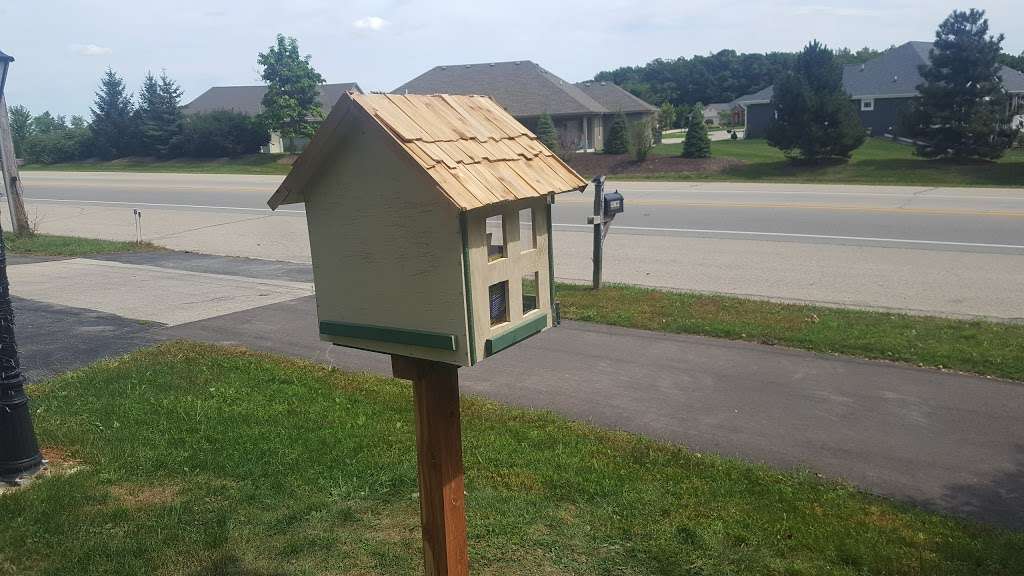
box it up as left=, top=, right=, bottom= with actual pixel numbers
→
left=192, top=553, right=289, bottom=576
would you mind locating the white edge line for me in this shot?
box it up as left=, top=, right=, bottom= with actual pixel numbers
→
left=553, top=223, right=1024, bottom=250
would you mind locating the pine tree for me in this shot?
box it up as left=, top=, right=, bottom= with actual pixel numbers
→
left=257, top=34, right=324, bottom=151
left=89, top=68, right=136, bottom=159
left=909, top=9, right=1014, bottom=159
left=766, top=40, right=865, bottom=161
left=682, top=104, right=711, bottom=158
left=8, top=105, right=33, bottom=156
left=604, top=112, right=629, bottom=154
left=136, top=71, right=183, bottom=157
left=534, top=113, right=560, bottom=153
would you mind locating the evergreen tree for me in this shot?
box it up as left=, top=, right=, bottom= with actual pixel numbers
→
left=766, top=40, right=865, bottom=161
left=8, top=105, right=33, bottom=156
left=136, top=71, right=183, bottom=157
left=908, top=9, right=1014, bottom=159
left=534, top=113, right=559, bottom=153
left=682, top=103, right=711, bottom=158
left=90, top=68, right=137, bottom=159
left=257, top=34, right=324, bottom=151
left=604, top=112, right=629, bottom=154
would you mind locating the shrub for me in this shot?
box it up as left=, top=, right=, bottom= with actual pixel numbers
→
left=534, top=113, right=560, bottom=153
left=604, top=112, right=629, bottom=154
left=682, top=106, right=711, bottom=158
left=627, top=119, right=654, bottom=161
left=168, top=111, right=270, bottom=158
left=21, top=127, right=93, bottom=164
left=730, top=131, right=739, bottom=140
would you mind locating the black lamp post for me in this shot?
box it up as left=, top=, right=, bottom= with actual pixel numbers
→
left=0, top=49, right=42, bottom=482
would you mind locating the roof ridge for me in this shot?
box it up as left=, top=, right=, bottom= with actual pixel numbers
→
left=532, top=65, right=608, bottom=113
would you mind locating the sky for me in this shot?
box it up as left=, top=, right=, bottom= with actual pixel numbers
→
left=4, top=0, right=1023, bottom=117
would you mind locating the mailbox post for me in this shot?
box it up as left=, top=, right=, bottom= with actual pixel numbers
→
left=588, top=175, right=624, bottom=290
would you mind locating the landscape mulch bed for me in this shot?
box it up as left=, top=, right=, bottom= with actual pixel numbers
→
left=567, top=153, right=743, bottom=177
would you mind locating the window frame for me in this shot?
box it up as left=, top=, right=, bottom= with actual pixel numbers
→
left=861, top=98, right=875, bottom=111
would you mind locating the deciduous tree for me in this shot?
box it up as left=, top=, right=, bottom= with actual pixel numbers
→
left=257, top=34, right=324, bottom=152
left=8, top=105, right=32, bottom=156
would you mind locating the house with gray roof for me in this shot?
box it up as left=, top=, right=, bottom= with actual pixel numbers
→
left=394, top=61, right=656, bottom=152
left=183, top=82, right=362, bottom=152
left=735, top=41, right=1024, bottom=139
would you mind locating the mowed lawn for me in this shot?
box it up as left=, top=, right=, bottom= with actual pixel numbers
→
left=20, top=154, right=294, bottom=175
left=2, top=342, right=1022, bottom=575
left=650, top=138, right=1024, bottom=187
left=7, top=233, right=162, bottom=256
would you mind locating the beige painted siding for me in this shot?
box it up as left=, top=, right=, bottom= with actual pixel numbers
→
left=303, top=112, right=471, bottom=365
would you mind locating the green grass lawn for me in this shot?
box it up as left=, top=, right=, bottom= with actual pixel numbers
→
left=556, top=283, right=1024, bottom=382
left=20, top=154, right=294, bottom=175
left=648, top=138, right=1024, bottom=187
left=3, top=342, right=1021, bottom=575
left=7, top=233, right=162, bottom=257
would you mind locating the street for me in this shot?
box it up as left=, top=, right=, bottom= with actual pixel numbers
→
left=17, top=171, right=1024, bottom=320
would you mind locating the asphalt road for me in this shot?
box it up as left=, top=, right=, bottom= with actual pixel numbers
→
left=15, top=171, right=1024, bottom=320
left=19, top=172, right=1024, bottom=253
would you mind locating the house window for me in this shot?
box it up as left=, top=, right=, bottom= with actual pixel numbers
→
left=489, top=281, right=509, bottom=326
left=486, top=215, right=506, bottom=261
left=522, top=272, right=539, bottom=313
left=861, top=98, right=875, bottom=111
left=519, top=208, right=536, bottom=252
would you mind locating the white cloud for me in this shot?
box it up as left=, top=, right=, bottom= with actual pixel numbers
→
left=69, top=44, right=112, bottom=56
left=352, top=16, right=390, bottom=31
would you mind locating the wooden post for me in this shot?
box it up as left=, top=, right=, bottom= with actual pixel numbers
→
left=0, top=93, right=29, bottom=235
left=392, top=355, right=470, bottom=576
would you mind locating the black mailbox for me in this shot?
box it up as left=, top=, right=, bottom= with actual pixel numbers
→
left=603, top=191, right=624, bottom=216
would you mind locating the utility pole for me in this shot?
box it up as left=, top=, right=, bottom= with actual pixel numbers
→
left=0, top=50, right=30, bottom=235
left=0, top=48, right=42, bottom=483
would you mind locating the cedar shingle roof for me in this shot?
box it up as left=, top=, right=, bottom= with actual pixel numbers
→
left=269, top=93, right=587, bottom=211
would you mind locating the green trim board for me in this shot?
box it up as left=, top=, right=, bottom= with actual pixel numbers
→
left=485, top=313, right=548, bottom=357
left=460, top=212, right=478, bottom=365
left=320, top=321, right=457, bottom=351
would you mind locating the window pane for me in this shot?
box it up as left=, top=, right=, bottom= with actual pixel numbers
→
left=522, top=272, right=539, bottom=313
left=489, top=281, right=508, bottom=326
left=487, top=215, right=505, bottom=261
left=519, top=208, right=536, bottom=251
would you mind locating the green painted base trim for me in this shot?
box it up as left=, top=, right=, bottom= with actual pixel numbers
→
left=320, top=321, right=457, bottom=351
left=485, top=314, right=548, bottom=357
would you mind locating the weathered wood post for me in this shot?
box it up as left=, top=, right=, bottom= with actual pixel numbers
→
left=0, top=50, right=31, bottom=236
left=392, top=356, right=470, bottom=576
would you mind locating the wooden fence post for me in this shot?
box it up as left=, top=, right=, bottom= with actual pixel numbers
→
left=392, top=355, right=470, bottom=576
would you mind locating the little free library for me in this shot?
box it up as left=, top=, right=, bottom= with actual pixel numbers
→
left=269, top=91, right=587, bottom=575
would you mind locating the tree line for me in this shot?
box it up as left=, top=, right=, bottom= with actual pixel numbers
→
left=10, top=34, right=326, bottom=164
